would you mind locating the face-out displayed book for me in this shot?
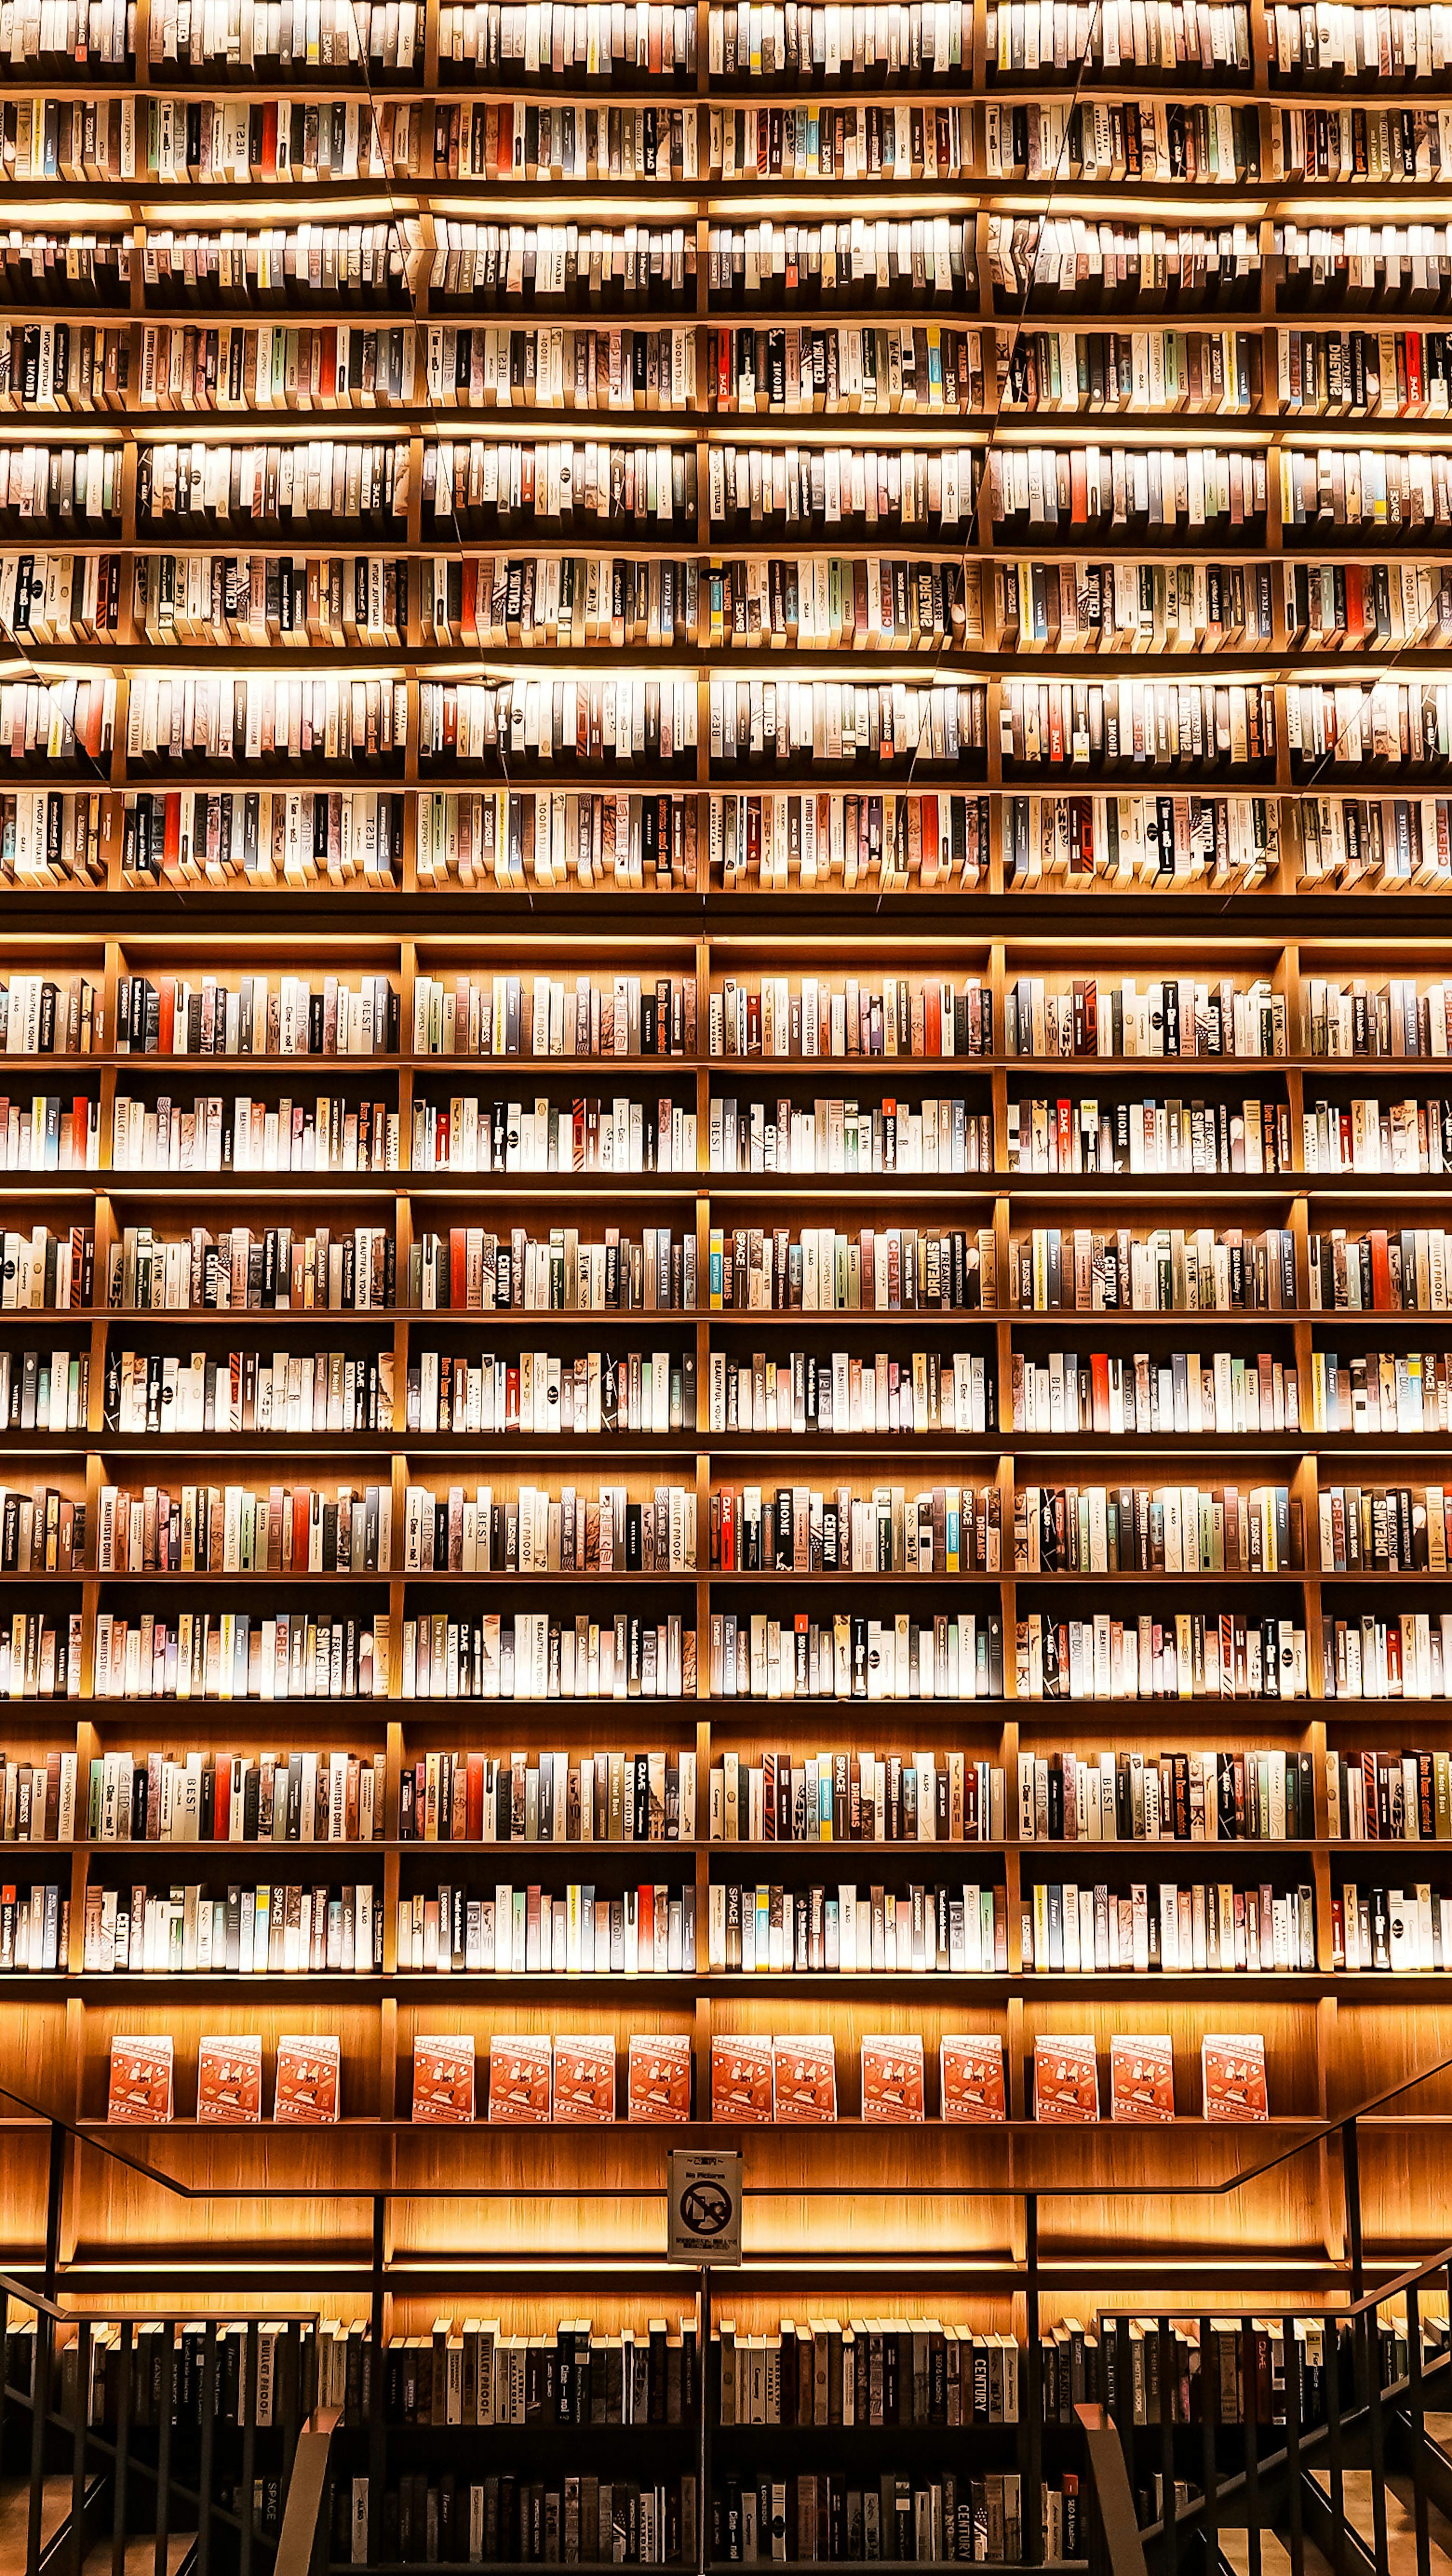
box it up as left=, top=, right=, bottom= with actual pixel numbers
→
left=273, top=2034, right=340, bottom=2124
left=626, top=2030, right=693, bottom=2122
left=107, top=2034, right=174, bottom=2123
left=413, top=2033, right=476, bottom=2123
left=1108, top=2033, right=1176, bottom=2123
left=1033, top=2034, right=1100, bottom=2123
left=1201, top=2032, right=1269, bottom=2120
left=197, top=2035, right=262, bottom=2124
left=487, top=2032, right=553, bottom=2122
left=551, top=2035, right=617, bottom=2123
left=860, top=2033, right=926, bottom=2123
left=940, top=2032, right=1006, bottom=2122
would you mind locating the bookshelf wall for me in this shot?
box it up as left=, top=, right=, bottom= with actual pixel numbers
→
left=5, top=0, right=1452, bottom=2528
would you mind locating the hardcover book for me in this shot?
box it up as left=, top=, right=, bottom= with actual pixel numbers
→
left=772, top=2034, right=837, bottom=2123
left=712, top=2032, right=775, bottom=2122
left=1201, top=2032, right=1269, bottom=2122
left=552, top=2034, right=617, bottom=2123
left=627, top=2031, right=692, bottom=2122
left=413, top=2034, right=475, bottom=2123
left=196, top=2035, right=262, bottom=2125
left=1109, top=2034, right=1176, bottom=2124
left=274, top=2035, right=340, bottom=2124
left=940, top=2032, right=1007, bottom=2123
left=861, top=2034, right=925, bottom=2123
left=487, top=2033, right=552, bottom=2122
left=107, top=2035, right=174, bottom=2124
left=1033, top=2035, right=1100, bottom=2123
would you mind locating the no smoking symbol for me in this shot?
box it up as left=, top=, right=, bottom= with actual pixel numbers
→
left=680, top=2179, right=732, bottom=2237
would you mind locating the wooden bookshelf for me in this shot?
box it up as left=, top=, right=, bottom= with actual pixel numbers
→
left=2, top=8, right=1452, bottom=2560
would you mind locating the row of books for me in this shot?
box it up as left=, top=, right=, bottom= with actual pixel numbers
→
left=419, top=676, right=701, bottom=770
left=987, top=0, right=1248, bottom=71
left=108, top=1223, right=395, bottom=1314
left=1019, top=1876, right=1315, bottom=1974
left=708, top=1878, right=1008, bottom=1973
left=0, top=1352, right=89, bottom=1436
left=709, top=1097, right=992, bottom=1179
left=96, top=1480, right=396, bottom=1576
left=396, top=1879, right=695, bottom=1972
left=1335, top=1880, right=1452, bottom=1967
left=1016, top=1611, right=1308, bottom=1700
left=408, top=1094, right=698, bottom=1178
left=86, top=1746, right=386, bottom=1844
left=1310, top=1350, right=1451, bottom=1435
left=413, top=972, right=698, bottom=1063
left=122, top=788, right=405, bottom=887
left=1320, top=1091, right=1451, bottom=1185
left=1322, top=1612, right=1452, bottom=1696
left=43, top=539, right=1452, bottom=670
left=714, top=1482, right=1002, bottom=1578
left=1006, top=977, right=1284, bottom=1063
left=998, top=680, right=1275, bottom=780
left=1019, top=1749, right=1315, bottom=1844
left=1318, top=1482, right=1452, bottom=1572
left=397, top=1610, right=693, bottom=1701
left=405, top=1346, right=697, bottom=1437
left=110, top=1093, right=397, bottom=1175
left=709, top=1224, right=999, bottom=1315
left=1008, top=1226, right=1296, bottom=1315
left=1309, top=1227, right=1452, bottom=1314
left=1005, top=1094, right=1293, bottom=1177
left=1013, top=1350, right=1299, bottom=1441
left=1016, top=1482, right=1300, bottom=1578
left=708, top=1610, right=1001, bottom=1701
left=81, top=1875, right=382, bottom=1973
left=712, top=98, right=964, bottom=182
left=91, top=1608, right=383, bottom=1700
left=105, top=1347, right=392, bottom=1436
left=709, top=1348, right=995, bottom=1438
left=14, top=671, right=1452, bottom=787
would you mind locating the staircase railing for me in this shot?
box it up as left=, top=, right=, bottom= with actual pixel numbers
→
left=0, top=2274, right=323, bottom=2576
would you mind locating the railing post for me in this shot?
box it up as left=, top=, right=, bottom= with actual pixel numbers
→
left=368, top=2198, right=386, bottom=2568
left=197, top=2322, right=218, bottom=2576
left=111, top=2321, right=132, bottom=2576
left=1407, top=2284, right=1430, bottom=2576
left=28, top=2298, right=54, bottom=2576
left=1024, top=2196, right=1042, bottom=2568
left=153, top=2321, right=175, bottom=2576
left=1282, top=2316, right=1303, bottom=2576
left=71, top=2316, right=92, bottom=2576
left=697, top=2266, right=710, bottom=2576
left=45, top=2121, right=65, bottom=2303
left=1198, top=2320, right=1219, bottom=2576
left=1343, top=2120, right=1364, bottom=2308
left=1363, top=2301, right=1390, bottom=2576
left=1325, top=2319, right=1347, bottom=2576
left=1241, top=2323, right=1261, bottom=2576
left=1157, top=2318, right=1176, bottom=2576
left=241, top=2322, right=259, bottom=2576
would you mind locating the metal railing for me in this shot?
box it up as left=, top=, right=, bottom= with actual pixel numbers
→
left=6, top=2054, right=1452, bottom=2576
left=0, top=2278, right=324, bottom=2576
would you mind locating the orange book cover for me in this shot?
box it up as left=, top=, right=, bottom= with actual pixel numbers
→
left=772, top=2034, right=837, bottom=2124
left=712, top=2033, right=774, bottom=2123
left=1109, top=2034, right=1176, bottom=2125
left=107, top=2035, right=173, bottom=2124
left=413, top=2034, right=475, bottom=2123
left=940, top=2032, right=1006, bottom=2124
left=861, top=2034, right=925, bottom=2124
left=196, top=2034, right=262, bottom=2124
left=1201, top=2033, right=1269, bottom=2123
left=273, top=2034, right=340, bottom=2124
left=626, top=2031, right=692, bottom=2123
left=552, top=2035, right=616, bottom=2124
left=487, top=2034, right=552, bottom=2122
left=1033, top=2034, right=1100, bottom=2123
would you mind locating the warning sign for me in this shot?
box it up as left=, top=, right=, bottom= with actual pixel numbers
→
left=667, top=2149, right=743, bottom=2266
